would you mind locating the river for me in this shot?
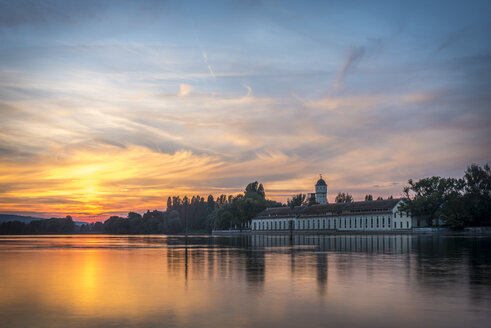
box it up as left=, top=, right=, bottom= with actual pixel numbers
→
left=0, top=234, right=490, bottom=327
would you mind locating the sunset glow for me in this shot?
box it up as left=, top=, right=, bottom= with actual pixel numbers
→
left=1, top=1, right=490, bottom=222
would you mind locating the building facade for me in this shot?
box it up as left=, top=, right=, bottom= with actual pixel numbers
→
left=251, top=178, right=413, bottom=232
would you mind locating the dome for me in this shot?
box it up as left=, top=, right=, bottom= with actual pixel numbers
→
left=316, top=177, right=327, bottom=186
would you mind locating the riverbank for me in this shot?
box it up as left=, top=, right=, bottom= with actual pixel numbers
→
left=213, top=227, right=491, bottom=235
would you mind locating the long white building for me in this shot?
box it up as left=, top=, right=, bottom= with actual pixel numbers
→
left=251, top=177, right=414, bottom=232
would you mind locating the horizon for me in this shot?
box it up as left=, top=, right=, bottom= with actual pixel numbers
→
left=1, top=0, right=490, bottom=223
left=0, top=179, right=405, bottom=222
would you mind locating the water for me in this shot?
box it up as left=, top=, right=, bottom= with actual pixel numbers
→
left=0, top=234, right=490, bottom=328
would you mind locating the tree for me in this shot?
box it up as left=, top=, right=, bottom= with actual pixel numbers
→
left=166, top=197, right=172, bottom=211
left=365, top=194, right=373, bottom=201
left=376, top=196, right=383, bottom=200
left=128, top=212, right=142, bottom=220
left=257, top=183, right=265, bottom=199
left=245, top=181, right=266, bottom=200
left=335, top=192, right=353, bottom=203
left=287, top=194, right=307, bottom=207
left=462, top=163, right=491, bottom=226
left=307, top=193, right=318, bottom=206
left=399, top=176, right=464, bottom=227
left=207, top=194, right=215, bottom=211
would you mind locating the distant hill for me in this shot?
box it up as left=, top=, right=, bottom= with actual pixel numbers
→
left=0, top=214, right=46, bottom=224
left=0, top=214, right=87, bottom=226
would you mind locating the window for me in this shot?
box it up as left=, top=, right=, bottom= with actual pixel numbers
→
left=382, top=217, right=385, bottom=228
left=400, top=222, right=402, bottom=229
left=371, top=218, right=373, bottom=228
left=388, top=218, right=391, bottom=227
left=354, top=218, right=357, bottom=229
left=323, top=220, right=326, bottom=229
left=253, top=222, right=256, bottom=230
left=407, top=221, right=409, bottom=228
left=377, top=217, right=379, bottom=228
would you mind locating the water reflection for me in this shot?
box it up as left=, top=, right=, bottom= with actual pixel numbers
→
left=0, top=234, right=490, bottom=328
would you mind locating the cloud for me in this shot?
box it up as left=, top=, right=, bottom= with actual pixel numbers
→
left=202, top=51, right=216, bottom=79
left=179, top=83, right=193, bottom=96
left=334, top=47, right=365, bottom=91
left=1, top=1, right=490, bottom=221
left=402, top=92, right=442, bottom=104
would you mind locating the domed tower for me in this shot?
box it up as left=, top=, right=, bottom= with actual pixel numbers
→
left=315, top=175, right=327, bottom=204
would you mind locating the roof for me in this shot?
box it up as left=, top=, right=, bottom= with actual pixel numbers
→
left=253, top=199, right=404, bottom=220
left=315, top=178, right=327, bottom=186
left=342, top=198, right=402, bottom=213
left=254, top=206, right=306, bottom=219
left=301, top=202, right=348, bottom=216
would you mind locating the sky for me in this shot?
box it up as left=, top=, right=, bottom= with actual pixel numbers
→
left=0, top=0, right=490, bottom=222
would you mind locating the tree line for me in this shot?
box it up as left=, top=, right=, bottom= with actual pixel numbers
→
left=101, top=181, right=282, bottom=234
left=0, top=216, right=76, bottom=234
left=399, top=163, right=491, bottom=228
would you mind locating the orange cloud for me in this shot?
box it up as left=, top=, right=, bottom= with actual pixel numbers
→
left=179, top=83, right=193, bottom=96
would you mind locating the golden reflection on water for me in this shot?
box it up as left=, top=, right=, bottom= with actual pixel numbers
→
left=0, top=235, right=490, bottom=328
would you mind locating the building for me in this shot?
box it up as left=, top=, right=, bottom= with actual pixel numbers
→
left=251, top=178, right=413, bottom=232
left=315, top=175, right=327, bottom=204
